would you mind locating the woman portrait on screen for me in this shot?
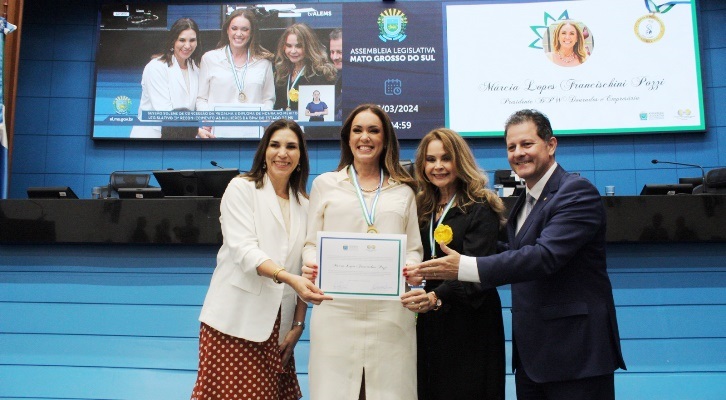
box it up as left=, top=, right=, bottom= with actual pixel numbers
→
left=273, top=23, right=337, bottom=112
left=400, top=128, right=506, bottom=400
left=546, top=20, right=589, bottom=67
left=196, top=8, right=275, bottom=138
left=130, top=18, right=203, bottom=139
left=301, top=104, right=423, bottom=399
left=305, top=90, right=328, bottom=122
left=190, top=119, right=331, bottom=400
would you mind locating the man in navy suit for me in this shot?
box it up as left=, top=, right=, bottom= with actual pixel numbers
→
left=410, top=109, right=626, bottom=399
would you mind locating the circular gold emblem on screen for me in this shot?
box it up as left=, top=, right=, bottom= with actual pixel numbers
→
left=634, top=14, right=665, bottom=43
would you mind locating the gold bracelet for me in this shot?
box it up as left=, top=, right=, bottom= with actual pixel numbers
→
left=272, top=267, right=286, bottom=284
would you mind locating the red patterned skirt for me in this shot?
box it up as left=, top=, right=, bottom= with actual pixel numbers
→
left=190, top=312, right=302, bottom=400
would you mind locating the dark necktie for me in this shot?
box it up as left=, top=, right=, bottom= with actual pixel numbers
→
left=524, top=194, right=536, bottom=220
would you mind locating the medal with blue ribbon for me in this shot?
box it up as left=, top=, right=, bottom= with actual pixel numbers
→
left=226, top=46, right=250, bottom=102
left=644, top=0, right=690, bottom=14
left=635, top=0, right=691, bottom=43
left=349, top=165, right=384, bottom=234
left=429, top=194, right=456, bottom=259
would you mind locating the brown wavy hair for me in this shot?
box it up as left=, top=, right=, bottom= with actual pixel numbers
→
left=337, top=104, right=416, bottom=192
left=414, top=128, right=505, bottom=226
left=245, top=119, right=309, bottom=203
left=274, top=23, right=337, bottom=86
left=217, top=9, right=273, bottom=61
left=157, top=18, right=202, bottom=69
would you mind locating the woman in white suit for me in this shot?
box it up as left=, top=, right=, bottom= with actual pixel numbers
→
left=195, top=8, right=275, bottom=138
left=130, top=18, right=204, bottom=139
left=190, top=119, right=332, bottom=400
left=302, top=104, right=423, bottom=399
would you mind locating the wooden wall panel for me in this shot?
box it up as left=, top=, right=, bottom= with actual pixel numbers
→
left=1, top=0, right=23, bottom=175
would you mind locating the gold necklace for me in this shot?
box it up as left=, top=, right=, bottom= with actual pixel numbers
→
left=557, top=51, right=575, bottom=63
left=360, top=184, right=381, bottom=193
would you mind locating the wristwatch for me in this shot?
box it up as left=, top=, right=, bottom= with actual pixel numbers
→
left=430, top=292, right=442, bottom=311
left=292, top=321, right=305, bottom=330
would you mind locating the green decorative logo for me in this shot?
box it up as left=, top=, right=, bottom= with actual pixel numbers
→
left=528, top=10, right=570, bottom=49
left=113, top=96, right=132, bottom=115
left=378, top=9, right=407, bottom=42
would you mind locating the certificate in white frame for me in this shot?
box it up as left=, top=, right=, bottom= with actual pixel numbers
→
left=316, top=231, right=407, bottom=300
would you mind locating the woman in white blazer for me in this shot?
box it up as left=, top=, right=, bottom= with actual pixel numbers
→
left=190, top=119, right=332, bottom=400
left=130, top=18, right=203, bottom=139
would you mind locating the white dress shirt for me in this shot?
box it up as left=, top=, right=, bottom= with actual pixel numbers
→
left=196, top=47, right=275, bottom=110
left=459, top=162, right=559, bottom=283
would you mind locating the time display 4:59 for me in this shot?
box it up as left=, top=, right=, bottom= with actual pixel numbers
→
left=391, top=121, right=412, bottom=130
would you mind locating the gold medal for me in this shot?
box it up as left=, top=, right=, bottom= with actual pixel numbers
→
left=350, top=166, right=384, bottom=236
left=634, top=13, right=665, bottom=43
left=227, top=46, right=250, bottom=101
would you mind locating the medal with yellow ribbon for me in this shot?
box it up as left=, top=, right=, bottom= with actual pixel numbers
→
left=349, top=165, right=384, bottom=234
left=286, top=66, right=305, bottom=109
left=429, top=194, right=455, bottom=259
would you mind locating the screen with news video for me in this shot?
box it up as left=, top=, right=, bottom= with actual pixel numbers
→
left=92, top=0, right=703, bottom=141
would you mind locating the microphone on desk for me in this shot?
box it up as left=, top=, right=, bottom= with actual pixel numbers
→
left=210, top=161, right=224, bottom=169
left=651, top=159, right=707, bottom=193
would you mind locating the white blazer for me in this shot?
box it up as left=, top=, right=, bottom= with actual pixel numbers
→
left=199, top=175, right=308, bottom=343
left=130, top=56, right=199, bottom=138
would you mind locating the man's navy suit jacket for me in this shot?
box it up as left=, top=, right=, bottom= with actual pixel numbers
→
left=477, top=165, right=626, bottom=383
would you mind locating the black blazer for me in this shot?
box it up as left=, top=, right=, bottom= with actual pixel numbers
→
left=475, top=165, right=626, bottom=383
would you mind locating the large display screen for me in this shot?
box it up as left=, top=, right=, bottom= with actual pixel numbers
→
left=92, top=1, right=703, bottom=140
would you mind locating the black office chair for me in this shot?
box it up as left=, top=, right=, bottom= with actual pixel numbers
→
left=679, top=176, right=704, bottom=187
left=108, top=172, right=151, bottom=198
left=693, top=168, right=726, bottom=194
left=494, top=169, right=515, bottom=185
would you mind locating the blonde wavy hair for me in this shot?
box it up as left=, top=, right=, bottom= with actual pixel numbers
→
left=553, top=21, right=587, bottom=63
left=274, top=23, right=337, bottom=86
left=414, top=128, right=506, bottom=226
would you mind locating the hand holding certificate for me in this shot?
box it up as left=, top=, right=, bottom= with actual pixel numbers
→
left=316, top=231, right=407, bottom=300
